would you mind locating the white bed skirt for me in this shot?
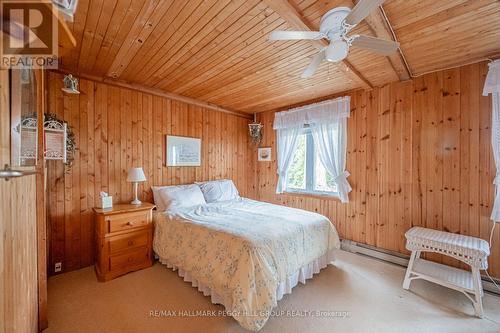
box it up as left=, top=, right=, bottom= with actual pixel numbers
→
left=157, top=249, right=336, bottom=307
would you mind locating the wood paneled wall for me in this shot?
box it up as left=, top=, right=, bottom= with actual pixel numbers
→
left=48, top=63, right=500, bottom=279
left=47, top=72, right=256, bottom=274
left=256, top=62, right=500, bottom=278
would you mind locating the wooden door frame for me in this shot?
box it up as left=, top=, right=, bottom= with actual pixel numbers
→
left=1, top=68, right=44, bottom=332
left=35, top=69, right=48, bottom=330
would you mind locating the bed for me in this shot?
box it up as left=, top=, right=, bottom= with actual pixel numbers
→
left=152, top=193, right=340, bottom=331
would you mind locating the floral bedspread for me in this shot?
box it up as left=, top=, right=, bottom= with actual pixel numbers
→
left=153, top=198, right=340, bottom=331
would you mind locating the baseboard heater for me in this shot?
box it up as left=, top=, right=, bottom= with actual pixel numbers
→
left=340, top=239, right=500, bottom=296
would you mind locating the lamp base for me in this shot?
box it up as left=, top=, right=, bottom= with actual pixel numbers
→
left=130, top=199, right=142, bottom=205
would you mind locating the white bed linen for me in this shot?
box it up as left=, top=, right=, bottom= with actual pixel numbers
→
left=153, top=198, right=340, bottom=331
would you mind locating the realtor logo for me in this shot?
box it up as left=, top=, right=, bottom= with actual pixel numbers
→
left=1, top=0, right=59, bottom=68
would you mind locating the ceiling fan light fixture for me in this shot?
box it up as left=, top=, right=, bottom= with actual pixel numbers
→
left=268, top=0, right=395, bottom=77
left=325, top=40, right=349, bottom=63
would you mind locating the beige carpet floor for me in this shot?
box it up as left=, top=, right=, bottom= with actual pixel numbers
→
left=45, top=250, right=500, bottom=333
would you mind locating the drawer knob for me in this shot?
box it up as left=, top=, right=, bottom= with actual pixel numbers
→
left=127, top=221, right=135, bottom=226
left=128, top=240, right=134, bottom=246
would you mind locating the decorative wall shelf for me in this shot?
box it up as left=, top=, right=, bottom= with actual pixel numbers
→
left=19, top=117, right=68, bottom=163
left=44, top=119, right=67, bottom=163
left=19, top=117, right=38, bottom=164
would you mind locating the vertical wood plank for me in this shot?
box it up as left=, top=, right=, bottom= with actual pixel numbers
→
left=468, top=64, right=481, bottom=238
left=377, top=84, right=391, bottom=248
left=411, top=76, right=424, bottom=230
left=424, top=72, right=443, bottom=263
left=460, top=65, right=473, bottom=269
left=365, top=88, right=379, bottom=246
left=442, top=68, right=461, bottom=267
left=345, top=92, right=357, bottom=241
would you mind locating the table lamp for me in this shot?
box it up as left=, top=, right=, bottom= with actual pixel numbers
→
left=126, top=167, right=146, bottom=205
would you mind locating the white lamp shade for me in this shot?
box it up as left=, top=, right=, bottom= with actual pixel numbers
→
left=126, top=167, right=146, bottom=182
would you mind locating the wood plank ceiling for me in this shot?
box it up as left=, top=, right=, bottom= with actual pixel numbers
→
left=57, top=0, right=500, bottom=113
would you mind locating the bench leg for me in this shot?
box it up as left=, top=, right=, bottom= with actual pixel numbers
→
left=403, top=251, right=419, bottom=290
left=471, top=268, right=484, bottom=318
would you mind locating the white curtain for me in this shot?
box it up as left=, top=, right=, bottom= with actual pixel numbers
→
left=310, top=120, right=351, bottom=203
left=273, top=96, right=351, bottom=200
left=274, top=97, right=350, bottom=130
left=483, top=60, right=500, bottom=221
left=275, top=127, right=301, bottom=194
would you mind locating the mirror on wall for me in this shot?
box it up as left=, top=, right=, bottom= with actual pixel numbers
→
left=10, top=68, right=38, bottom=167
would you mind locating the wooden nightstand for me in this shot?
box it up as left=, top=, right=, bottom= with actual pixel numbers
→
left=93, top=203, right=155, bottom=282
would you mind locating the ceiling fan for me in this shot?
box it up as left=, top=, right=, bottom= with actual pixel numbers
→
left=269, top=0, right=399, bottom=78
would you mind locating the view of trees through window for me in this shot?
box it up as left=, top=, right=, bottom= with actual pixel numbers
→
left=287, top=135, right=306, bottom=189
left=286, top=132, right=337, bottom=194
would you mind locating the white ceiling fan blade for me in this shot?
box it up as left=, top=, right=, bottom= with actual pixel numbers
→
left=301, top=51, right=325, bottom=78
left=269, top=31, right=323, bottom=41
left=351, top=35, right=399, bottom=55
left=345, top=0, right=386, bottom=26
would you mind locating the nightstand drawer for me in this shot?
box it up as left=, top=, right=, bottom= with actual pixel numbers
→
left=108, top=231, right=149, bottom=254
left=107, top=211, right=150, bottom=233
left=94, top=203, right=155, bottom=281
left=109, top=246, right=149, bottom=271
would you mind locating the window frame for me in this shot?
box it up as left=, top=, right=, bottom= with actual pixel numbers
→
left=284, top=128, right=339, bottom=198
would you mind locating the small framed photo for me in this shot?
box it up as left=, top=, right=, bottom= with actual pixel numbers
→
left=258, top=147, right=272, bottom=161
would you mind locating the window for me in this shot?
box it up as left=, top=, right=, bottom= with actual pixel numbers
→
left=274, top=96, right=351, bottom=202
left=286, top=128, right=337, bottom=196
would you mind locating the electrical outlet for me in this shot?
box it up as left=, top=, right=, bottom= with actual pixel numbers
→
left=54, top=262, right=62, bottom=273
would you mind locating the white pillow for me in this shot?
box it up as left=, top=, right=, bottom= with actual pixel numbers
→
left=151, top=186, right=169, bottom=211
left=196, top=179, right=239, bottom=203
left=158, top=184, right=206, bottom=210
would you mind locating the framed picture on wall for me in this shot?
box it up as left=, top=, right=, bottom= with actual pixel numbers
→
left=166, top=135, right=201, bottom=166
left=258, top=147, right=272, bottom=161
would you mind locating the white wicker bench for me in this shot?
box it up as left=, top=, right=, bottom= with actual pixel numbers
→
left=403, top=227, right=490, bottom=318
